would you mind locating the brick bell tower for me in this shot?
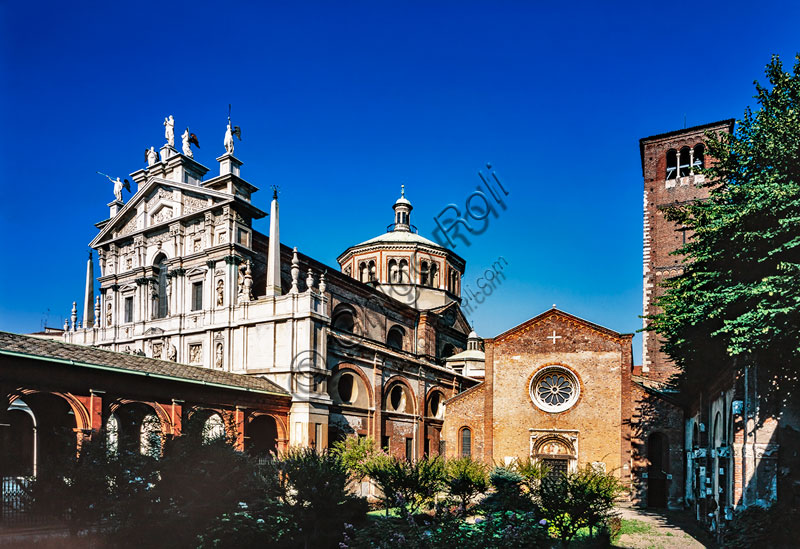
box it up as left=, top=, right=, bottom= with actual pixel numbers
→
left=639, top=119, right=734, bottom=383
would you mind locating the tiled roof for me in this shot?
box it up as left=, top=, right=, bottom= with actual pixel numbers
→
left=0, top=331, right=289, bottom=396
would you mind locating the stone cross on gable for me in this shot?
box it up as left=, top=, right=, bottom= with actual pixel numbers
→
left=547, top=330, right=562, bottom=344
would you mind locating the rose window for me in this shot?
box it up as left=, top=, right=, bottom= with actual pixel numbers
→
left=530, top=367, right=580, bottom=412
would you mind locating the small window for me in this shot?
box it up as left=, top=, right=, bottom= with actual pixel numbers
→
left=124, top=296, right=133, bottom=323
left=460, top=427, right=472, bottom=457
left=421, top=261, right=430, bottom=286
left=381, top=435, right=390, bottom=451
left=398, top=259, right=408, bottom=283
left=337, top=372, right=357, bottom=403
left=388, top=259, right=399, bottom=283
left=666, top=149, right=678, bottom=180
left=368, top=260, right=377, bottom=282
left=237, top=228, right=249, bottom=246
left=679, top=147, right=691, bottom=177
left=333, top=310, right=355, bottom=332
left=428, top=391, right=443, bottom=418
left=387, top=326, right=404, bottom=350
left=389, top=385, right=405, bottom=411
left=693, top=144, right=705, bottom=170
left=191, top=281, right=203, bottom=311
left=359, top=262, right=367, bottom=283
left=405, top=437, right=413, bottom=461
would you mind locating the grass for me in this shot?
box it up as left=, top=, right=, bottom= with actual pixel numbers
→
left=617, top=519, right=656, bottom=537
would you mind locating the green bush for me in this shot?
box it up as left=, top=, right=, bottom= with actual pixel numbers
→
left=480, top=466, right=534, bottom=512
left=537, top=465, right=624, bottom=546
left=256, top=447, right=368, bottom=548
left=331, top=435, right=386, bottom=482
left=364, top=455, right=445, bottom=515
left=444, top=456, right=489, bottom=514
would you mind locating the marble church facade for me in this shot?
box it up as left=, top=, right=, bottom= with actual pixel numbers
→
left=61, top=131, right=475, bottom=457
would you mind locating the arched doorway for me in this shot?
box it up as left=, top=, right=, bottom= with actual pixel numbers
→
left=16, top=393, right=78, bottom=476
left=647, top=432, right=669, bottom=507
left=246, top=415, right=278, bottom=457
left=2, top=400, right=37, bottom=477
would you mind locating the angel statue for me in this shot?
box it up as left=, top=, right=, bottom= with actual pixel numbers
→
left=164, top=115, right=175, bottom=147
left=97, top=171, right=131, bottom=202
left=224, top=117, right=241, bottom=155
left=182, top=128, right=199, bottom=158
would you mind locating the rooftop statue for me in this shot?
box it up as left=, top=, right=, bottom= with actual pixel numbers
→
left=163, top=115, right=175, bottom=147
left=182, top=128, right=200, bottom=158
left=145, top=146, right=160, bottom=166
left=224, top=115, right=241, bottom=155
left=97, top=171, right=130, bottom=203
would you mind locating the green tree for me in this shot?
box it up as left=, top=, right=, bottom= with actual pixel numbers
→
left=648, top=54, right=800, bottom=400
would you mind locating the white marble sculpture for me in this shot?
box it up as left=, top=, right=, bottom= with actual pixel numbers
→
left=146, top=146, right=159, bottom=166
left=100, top=173, right=128, bottom=202
left=182, top=128, right=193, bottom=157
left=164, top=115, right=175, bottom=147
left=224, top=121, right=234, bottom=155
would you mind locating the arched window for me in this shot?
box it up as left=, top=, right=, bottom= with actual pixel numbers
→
left=398, top=259, right=408, bottom=283
left=460, top=427, right=472, bottom=457
left=666, top=149, right=678, bottom=180
left=337, top=372, right=356, bottom=403
left=359, top=262, right=367, bottom=283
left=140, top=413, right=162, bottom=458
left=388, top=259, right=399, bottom=283
left=385, top=383, right=414, bottom=414
left=430, top=263, right=439, bottom=287
left=387, top=326, right=404, bottom=351
left=679, top=146, right=691, bottom=177
left=202, top=413, right=226, bottom=443
left=333, top=308, right=355, bottom=333
left=693, top=144, right=705, bottom=170
left=368, top=260, right=377, bottom=282
left=420, top=261, right=430, bottom=286
left=427, top=391, right=444, bottom=419
left=106, top=414, right=120, bottom=455
left=153, top=254, right=168, bottom=319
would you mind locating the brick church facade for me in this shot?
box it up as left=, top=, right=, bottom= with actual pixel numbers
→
left=443, top=309, right=633, bottom=481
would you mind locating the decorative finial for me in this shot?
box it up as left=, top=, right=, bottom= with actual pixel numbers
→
left=63, top=318, right=68, bottom=332
left=94, top=296, right=101, bottom=328
left=401, top=184, right=405, bottom=197
left=271, top=185, right=279, bottom=200
left=70, top=301, right=77, bottom=331
left=552, top=303, right=556, bottom=309
left=319, top=271, right=327, bottom=293
left=290, top=247, right=300, bottom=294
left=306, top=268, right=315, bottom=292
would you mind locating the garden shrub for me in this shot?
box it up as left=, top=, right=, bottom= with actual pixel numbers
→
left=364, top=455, right=445, bottom=515
left=444, top=456, right=489, bottom=515
left=480, top=466, right=534, bottom=512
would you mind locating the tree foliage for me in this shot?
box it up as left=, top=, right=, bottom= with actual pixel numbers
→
left=443, top=456, right=489, bottom=514
left=648, top=54, right=800, bottom=397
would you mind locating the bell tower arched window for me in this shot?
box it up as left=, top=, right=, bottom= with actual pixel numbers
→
left=679, top=147, right=691, bottom=177
left=666, top=149, right=678, bottom=180
left=693, top=144, right=705, bottom=170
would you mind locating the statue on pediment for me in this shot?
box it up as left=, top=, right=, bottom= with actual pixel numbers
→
left=146, top=146, right=160, bottom=166
left=98, top=172, right=130, bottom=203
left=164, top=115, right=175, bottom=147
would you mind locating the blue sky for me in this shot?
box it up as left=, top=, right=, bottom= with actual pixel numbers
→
left=1, top=1, right=798, bottom=364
